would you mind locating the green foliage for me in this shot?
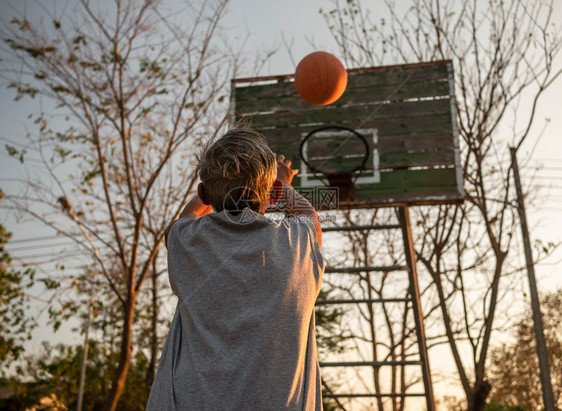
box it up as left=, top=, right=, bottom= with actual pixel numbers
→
left=1, top=341, right=151, bottom=410
left=6, top=81, right=39, bottom=100
left=322, top=398, right=343, bottom=411
left=439, top=394, right=466, bottom=410
left=315, top=287, right=350, bottom=410
left=487, top=289, right=562, bottom=410
left=484, top=401, right=525, bottom=411
left=315, top=288, right=350, bottom=356
left=139, top=58, right=165, bottom=80
left=0, top=195, right=37, bottom=366
left=441, top=394, right=528, bottom=410
left=4, top=144, right=26, bottom=163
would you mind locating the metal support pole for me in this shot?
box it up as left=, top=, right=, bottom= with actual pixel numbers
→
left=398, top=206, right=435, bottom=411
left=77, top=291, right=93, bottom=411
left=510, top=147, right=555, bottom=411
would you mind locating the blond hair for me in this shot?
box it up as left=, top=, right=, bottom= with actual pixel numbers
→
left=196, top=128, right=277, bottom=212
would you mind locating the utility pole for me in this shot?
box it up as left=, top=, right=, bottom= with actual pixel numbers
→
left=510, top=146, right=555, bottom=411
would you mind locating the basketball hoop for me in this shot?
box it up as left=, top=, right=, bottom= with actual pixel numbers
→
left=299, top=126, right=370, bottom=202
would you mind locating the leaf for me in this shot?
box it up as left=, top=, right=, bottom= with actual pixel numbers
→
left=73, top=35, right=86, bottom=45
left=53, top=320, right=61, bottom=332
left=41, top=278, right=61, bottom=290
left=5, top=144, right=19, bottom=157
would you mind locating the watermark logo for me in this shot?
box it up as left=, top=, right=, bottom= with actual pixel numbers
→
left=297, top=187, right=339, bottom=210
left=223, top=185, right=340, bottom=225
left=223, top=186, right=260, bottom=224
left=266, top=212, right=337, bottom=224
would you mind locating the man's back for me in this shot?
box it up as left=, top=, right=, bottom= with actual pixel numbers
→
left=147, top=209, right=324, bottom=410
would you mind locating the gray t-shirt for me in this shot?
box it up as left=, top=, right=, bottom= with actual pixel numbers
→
left=147, top=209, right=325, bottom=410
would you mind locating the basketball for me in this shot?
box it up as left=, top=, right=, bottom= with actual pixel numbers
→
left=294, top=51, right=348, bottom=106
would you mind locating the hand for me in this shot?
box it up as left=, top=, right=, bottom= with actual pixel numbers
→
left=276, top=154, right=299, bottom=186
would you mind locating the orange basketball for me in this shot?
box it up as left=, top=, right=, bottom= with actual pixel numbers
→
left=294, top=51, right=348, bottom=106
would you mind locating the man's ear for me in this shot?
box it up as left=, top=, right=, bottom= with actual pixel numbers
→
left=197, top=183, right=211, bottom=205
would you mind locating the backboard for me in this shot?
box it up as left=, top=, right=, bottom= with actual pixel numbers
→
left=230, top=60, right=464, bottom=210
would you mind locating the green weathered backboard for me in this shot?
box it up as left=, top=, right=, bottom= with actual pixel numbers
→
left=230, top=60, right=464, bottom=209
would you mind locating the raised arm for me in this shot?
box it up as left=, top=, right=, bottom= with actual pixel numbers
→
left=165, top=190, right=213, bottom=246
left=276, top=154, right=322, bottom=247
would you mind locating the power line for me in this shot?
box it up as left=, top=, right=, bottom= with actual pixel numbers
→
left=6, top=239, right=79, bottom=252
left=526, top=166, right=562, bottom=171
left=0, top=136, right=33, bottom=150
left=520, top=176, right=562, bottom=181
left=8, top=233, right=81, bottom=244
left=10, top=250, right=88, bottom=260
left=10, top=253, right=92, bottom=268
left=533, top=158, right=562, bottom=163
left=531, top=185, right=562, bottom=189
left=8, top=230, right=111, bottom=244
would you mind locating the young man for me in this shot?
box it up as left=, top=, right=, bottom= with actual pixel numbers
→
left=147, top=128, right=325, bottom=410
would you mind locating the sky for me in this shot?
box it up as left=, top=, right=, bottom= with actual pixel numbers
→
left=1, top=0, right=561, bottom=407
left=2, top=1, right=560, bottom=280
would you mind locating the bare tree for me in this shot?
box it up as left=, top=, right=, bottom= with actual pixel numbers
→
left=322, top=0, right=562, bottom=409
left=1, top=0, right=239, bottom=408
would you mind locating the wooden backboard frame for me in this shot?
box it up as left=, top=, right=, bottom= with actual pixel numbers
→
left=231, top=60, right=465, bottom=210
